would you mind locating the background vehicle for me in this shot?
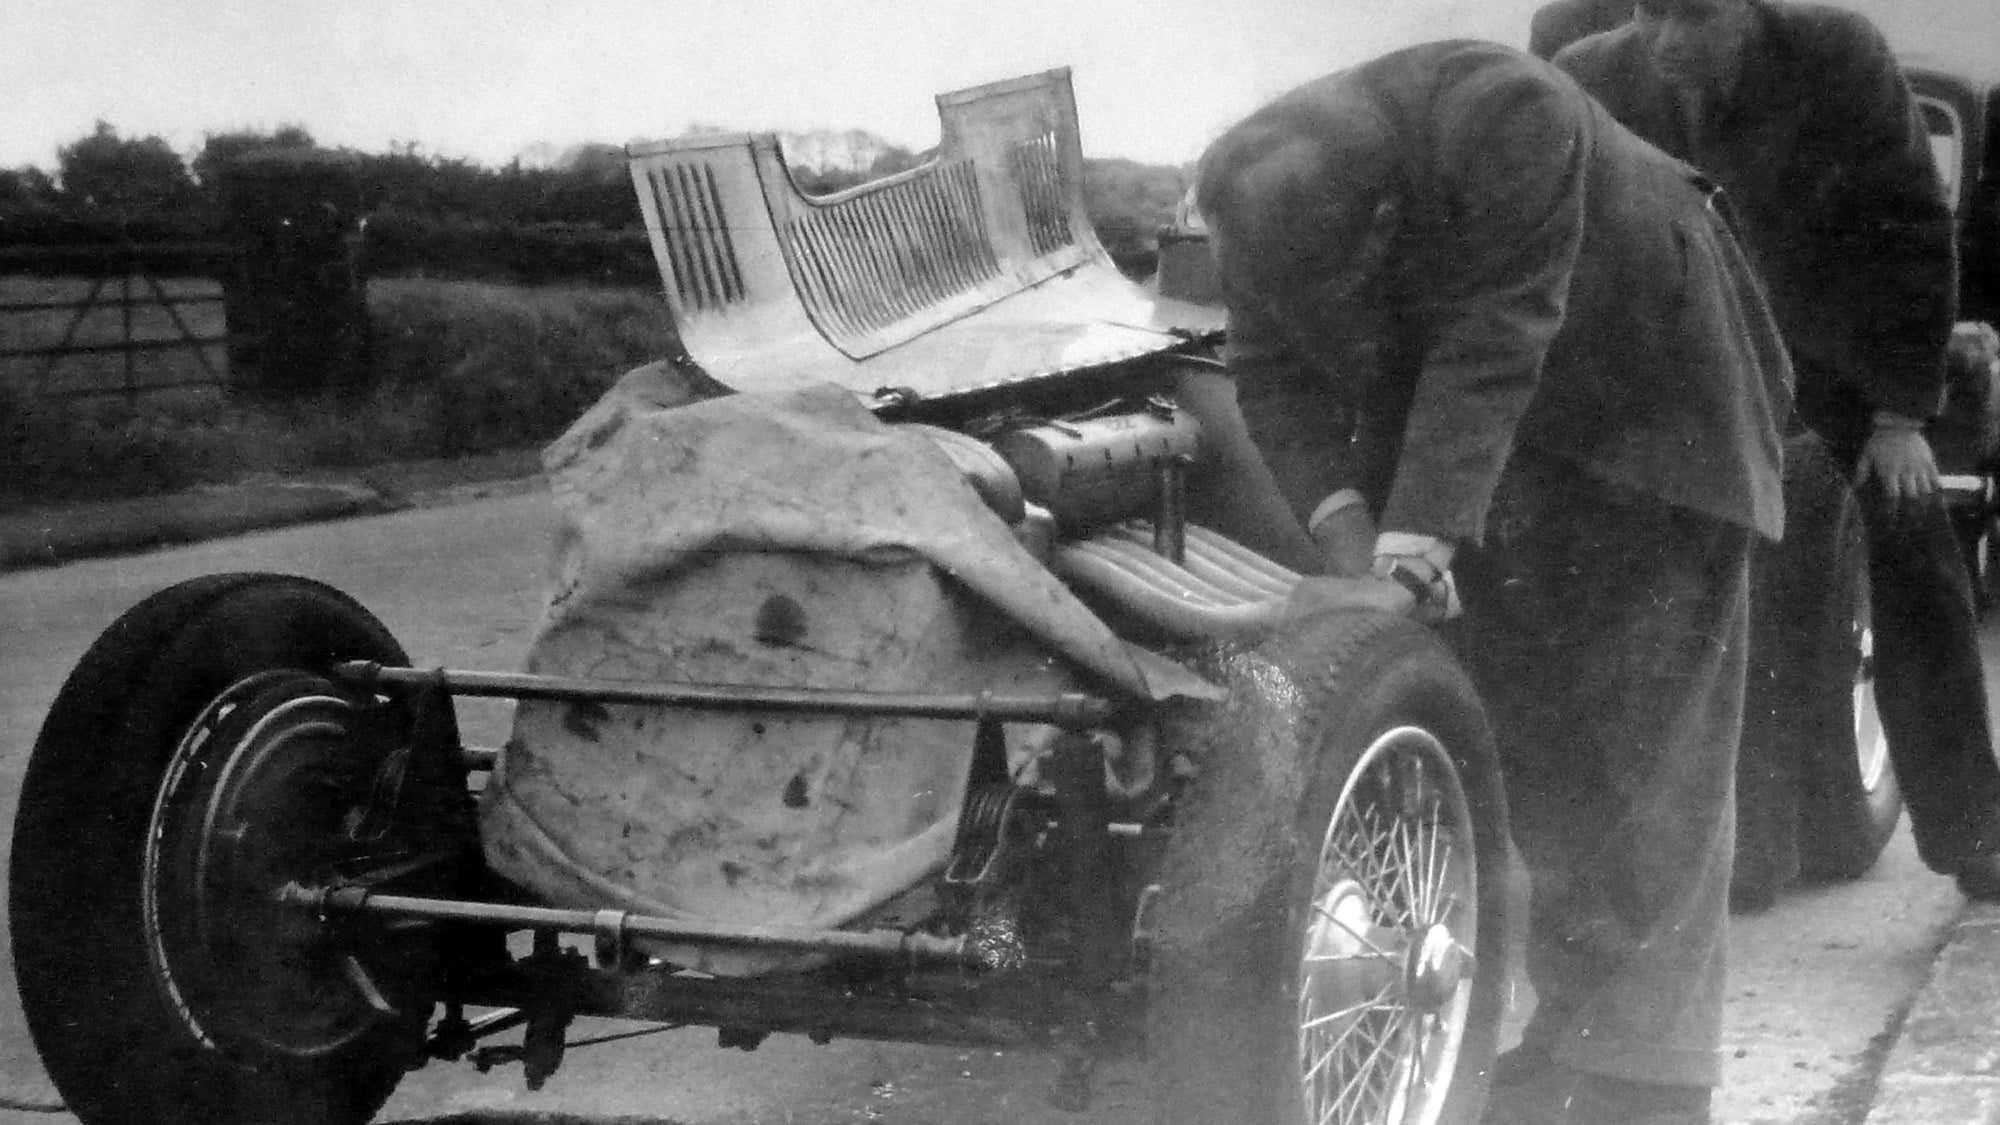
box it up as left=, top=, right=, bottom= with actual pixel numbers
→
left=1909, top=59, right=2000, bottom=611
left=11, top=71, right=1518, bottom=1125
left=1733, top=56, right=2000, bottom=910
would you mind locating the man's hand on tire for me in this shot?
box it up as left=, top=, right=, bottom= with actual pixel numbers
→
left=1283, top=573, right=1418, bottom=623
left=1281, top=555, right=1461, bottom=625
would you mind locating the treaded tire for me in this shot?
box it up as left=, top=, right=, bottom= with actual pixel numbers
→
left=1739, top=436, right=1902, bottom=908
left=11, top=574, right=466, bottom=1125
left=1147, top=610, right=1511, bottom=1125
left=1794, top=483, right=1903, bottom=881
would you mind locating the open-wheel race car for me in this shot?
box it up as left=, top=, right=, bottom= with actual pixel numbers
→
left=11, top=70, right=1516, bottom=1125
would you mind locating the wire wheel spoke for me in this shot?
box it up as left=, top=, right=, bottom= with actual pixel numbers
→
left=1300, top=988, right=1393, bottom=1032
left=1298, top=725, right=1480, bottom=1125
left=1309, top=899, right=1396, bottom=960
left=1302, top=1007, right=1411, bottom=1125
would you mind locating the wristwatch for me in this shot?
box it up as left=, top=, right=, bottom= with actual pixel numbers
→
left=1371, top=555, right=1446, bottom=609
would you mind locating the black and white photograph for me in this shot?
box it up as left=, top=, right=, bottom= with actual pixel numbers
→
left=4, top=2, right=2000, bottom=1122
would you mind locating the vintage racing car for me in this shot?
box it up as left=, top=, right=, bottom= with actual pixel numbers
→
left=12, top=70, right=1516, bottom=1125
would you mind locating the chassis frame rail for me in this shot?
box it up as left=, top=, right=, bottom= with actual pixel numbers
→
left=441, top=956, right=1067, bottom=1053
left=332, top=660, right=1121, bottom=729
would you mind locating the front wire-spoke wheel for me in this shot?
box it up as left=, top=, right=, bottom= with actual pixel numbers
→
left=1148, top=610, right=1509, bottom=1125
left=1299, top=726, right=1478, bottom=1125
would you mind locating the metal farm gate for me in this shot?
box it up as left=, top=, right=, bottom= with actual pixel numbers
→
left=1, top=149, right=371, bottom=403
left=0, top=242, right=230, bottom=400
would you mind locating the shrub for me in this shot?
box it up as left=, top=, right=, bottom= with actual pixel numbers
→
left=0, top=384, right=257, bottom=504
left=1084, top=157, right=1188, bottom=278
left=367, top=279, right=679, bottom=455
left=359, top=212, right=657, bottom=286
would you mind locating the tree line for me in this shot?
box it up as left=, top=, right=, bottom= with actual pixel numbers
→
left=0, top=121, right=1188, bottom=276
left=0, top=122, right=647, bottom=235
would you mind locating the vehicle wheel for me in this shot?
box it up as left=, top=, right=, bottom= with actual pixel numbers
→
left=1795, top=489, right=1903, bottom=881
left=11, top=574, right=475, bottom=1125
left=1147, top=610, right=1511, bottom=1125
left=1734, top=437, right=1838, bottom=913
left=1736, top=437, right=1902, bottom=904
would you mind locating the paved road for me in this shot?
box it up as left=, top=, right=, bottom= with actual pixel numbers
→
left=0, top=493, right=1978, bottom=1124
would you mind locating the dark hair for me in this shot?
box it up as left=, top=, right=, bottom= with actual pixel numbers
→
left=1194, top=98, right=1399, bottom=295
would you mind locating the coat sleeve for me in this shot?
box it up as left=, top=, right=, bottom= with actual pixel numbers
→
left=1219, top=296, right=1298, bottom=387
left=1202, top=296, right=1351, bottom=568
left=1805, top=15, right=1956, bottom=419
left=1376, top=59, right=1587, bottom=544
left=1527, top=5, right=1568, bottom=60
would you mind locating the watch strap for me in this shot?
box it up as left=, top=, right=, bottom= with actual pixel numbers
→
left=1374, top=557, right=1439, bottom=606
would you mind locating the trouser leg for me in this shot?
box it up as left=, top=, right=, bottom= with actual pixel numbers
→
left=1453, top=459, right=1748, bottom=1089
left=1856, top=480, right=2000, bottom=868
left=1732, top=532, right=1809, bottom=901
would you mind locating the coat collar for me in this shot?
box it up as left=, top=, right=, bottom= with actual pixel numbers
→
left=1604, top=1, right=1803, bottom=145
left=1711, top=3, right=1800, bottom=128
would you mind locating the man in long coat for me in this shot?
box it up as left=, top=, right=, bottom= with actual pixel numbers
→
left=1555, top=0, right=2000, bottom=907
left=1192, top=40, right=1791, bottom=1124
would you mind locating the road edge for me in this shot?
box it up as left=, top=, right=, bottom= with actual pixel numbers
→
left=0, top=450, right=546, bottom=573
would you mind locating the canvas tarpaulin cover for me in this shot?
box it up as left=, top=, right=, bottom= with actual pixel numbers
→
left=479, top=371, right=1213, bottom=973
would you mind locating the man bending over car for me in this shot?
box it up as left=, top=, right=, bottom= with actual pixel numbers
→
left=1183, top=40, right=1790, bottom=1125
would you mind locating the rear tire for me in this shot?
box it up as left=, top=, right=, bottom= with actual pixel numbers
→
left=1738, top=437, right=1902, bottom=907
left=1795, top=489, right=1903, bottom=881
left=11, top=574, right=471, bottom=1125
left=1148, top=611, right=1511, bottom=1125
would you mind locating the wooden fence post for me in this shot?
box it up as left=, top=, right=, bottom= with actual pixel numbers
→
left=217, top=149, right=370, bottom=400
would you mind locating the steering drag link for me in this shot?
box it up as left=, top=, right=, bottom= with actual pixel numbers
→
left=275, top=882, right=994, bottom=971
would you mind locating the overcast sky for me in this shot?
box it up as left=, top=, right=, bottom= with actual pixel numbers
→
left=5, top=0, right=1995, bottom=174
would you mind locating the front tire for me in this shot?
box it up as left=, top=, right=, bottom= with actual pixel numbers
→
left=1148, top=611, right=1511, bottom=1125
left=11, top=574, right=471, bottom=1125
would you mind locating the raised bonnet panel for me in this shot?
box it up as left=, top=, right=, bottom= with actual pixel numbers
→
left=774, top=157, right=1004, bottom=354
left=628, top=68, right=1105, bottom=365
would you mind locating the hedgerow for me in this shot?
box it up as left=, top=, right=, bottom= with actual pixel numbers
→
left=0, top=279, right=679, bottom=510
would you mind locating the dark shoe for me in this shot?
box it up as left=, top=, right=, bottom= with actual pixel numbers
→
left=1480, top=1063, right=1710, bottom=1125
left=1954, top=851, right=2000, bottom=901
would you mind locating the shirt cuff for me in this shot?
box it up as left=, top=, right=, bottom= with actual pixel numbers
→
left=1375, top=531, right=1454, bottom=572
left=1307, top=489, right=1369, bottom=533
left=1871, top=410, right=1926, bottom=432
